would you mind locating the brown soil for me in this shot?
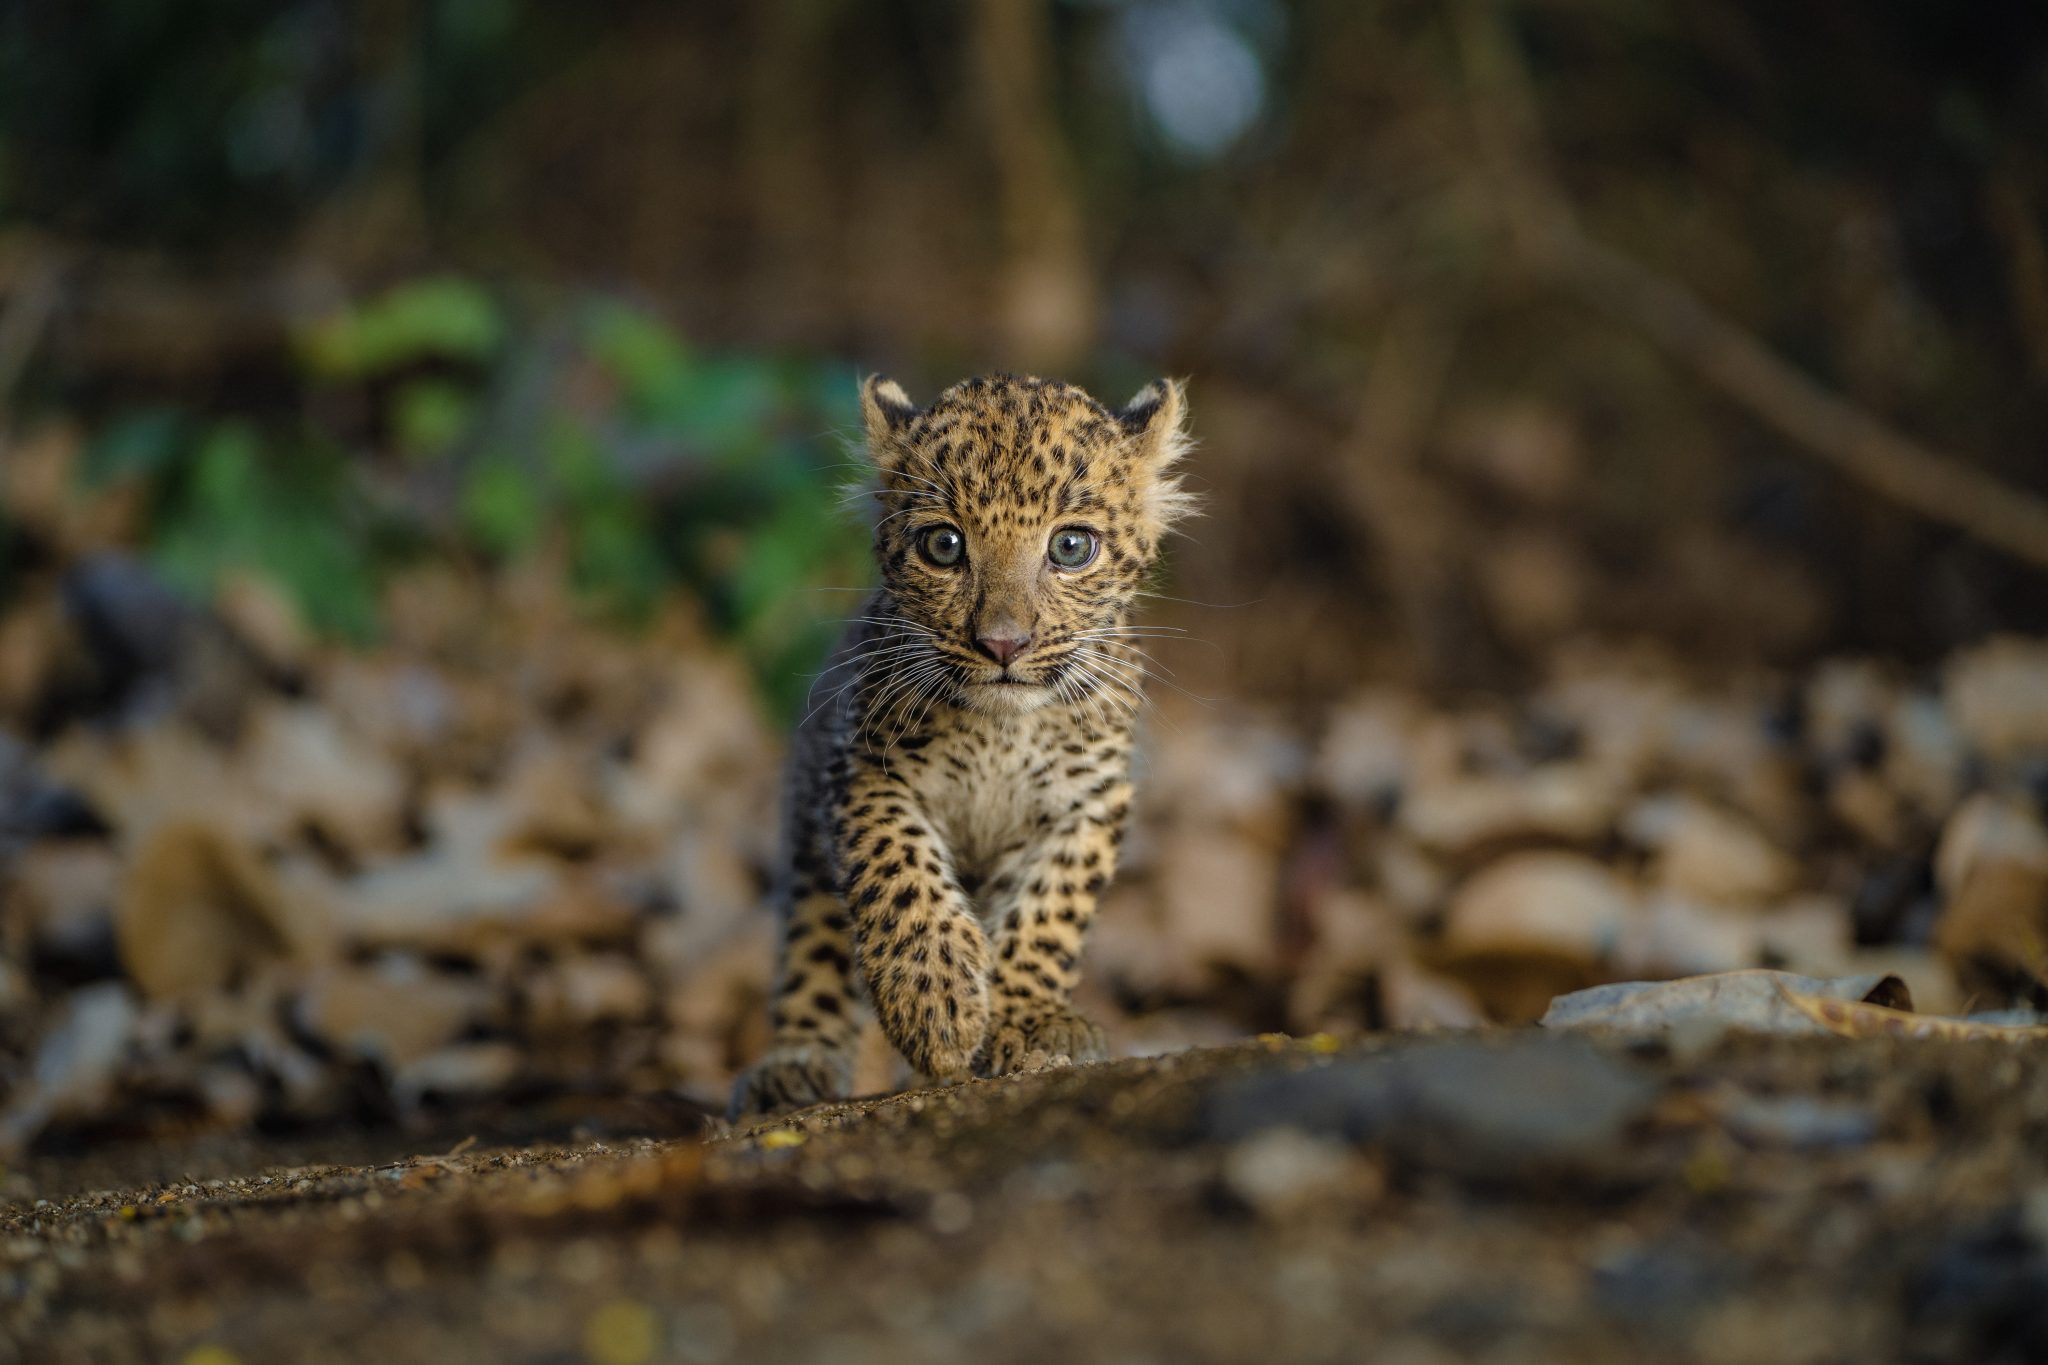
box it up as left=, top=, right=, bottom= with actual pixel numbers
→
left=6, top=1033, right=2047, bottom=1365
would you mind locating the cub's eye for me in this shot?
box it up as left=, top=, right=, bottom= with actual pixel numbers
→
left=1048, top=527, right=1098, bottom=569
left=918, top=524, right=966, bottom=567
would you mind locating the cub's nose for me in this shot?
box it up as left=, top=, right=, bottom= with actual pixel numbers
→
left=974, top=633, right=1031, bottom=667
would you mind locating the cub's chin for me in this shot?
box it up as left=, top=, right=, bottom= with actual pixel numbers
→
left=960, top=677, right=1058, bottom=716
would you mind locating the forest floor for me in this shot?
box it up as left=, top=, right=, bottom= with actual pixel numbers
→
left=6, top=1030, right=2047, bottom=1365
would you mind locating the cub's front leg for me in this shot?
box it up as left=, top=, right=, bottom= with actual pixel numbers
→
left=978, top=780, right=1130, bottom=1076
left=837, top=760, right=991, bottom=1079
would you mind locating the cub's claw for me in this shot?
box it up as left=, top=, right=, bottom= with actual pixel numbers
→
left=728, top=1043, right=854, bottom=1121
left=976, top=1005, right=1107, bottom=1077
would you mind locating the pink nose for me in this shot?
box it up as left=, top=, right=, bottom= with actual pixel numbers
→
left=975, top=633, right=1031, bottom=667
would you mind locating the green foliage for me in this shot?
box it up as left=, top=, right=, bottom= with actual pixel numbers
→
left=568, top=299, right=870, bottom=714
left=78, top=279, right=870, bottom=718
left=95, top=421, right=387, bottom=641
left=298, top=277, right=504, bottom=379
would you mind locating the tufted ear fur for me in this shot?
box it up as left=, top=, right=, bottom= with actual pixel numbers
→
left=1117, top=378, right=1197, bottom=530
left=861, top=375, right=921, bottom=470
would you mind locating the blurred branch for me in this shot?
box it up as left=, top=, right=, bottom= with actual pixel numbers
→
left=1454, top=0, right=2048, bottom=576
left=1986, top=170, right=2048, bottom=383
left=969, top=0, right=1095, bottom=369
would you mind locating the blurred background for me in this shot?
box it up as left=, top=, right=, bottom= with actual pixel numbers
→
left=4, top=0, right=2048, bottom=1152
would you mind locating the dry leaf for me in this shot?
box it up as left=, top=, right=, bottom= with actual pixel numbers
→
left=1541, top=969, right=1911, bottom=1036
left=1775, top=985, right=2048, bottom=1042
left=116, top=821, right=333, bottom=999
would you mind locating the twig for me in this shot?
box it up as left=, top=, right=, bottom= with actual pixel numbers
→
left=1452, top=0, right=2048, bottom=575
left=1554, top=227, right=2048, bottom=574
left=969, top=0, right=1096, bottom=369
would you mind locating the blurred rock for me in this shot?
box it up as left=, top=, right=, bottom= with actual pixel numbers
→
left=116, top=821, right=333, bottom=999
left=1200, top=1036, right=1659, bottom=1180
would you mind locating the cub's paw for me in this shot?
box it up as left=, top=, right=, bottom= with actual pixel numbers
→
left=727, top=1043, right=855, bottom=1121
left=864, top=927, right=992, bottom=1082
left=976, top=1005, right=1108, bottom=1077
left=868, top=962, right=990, bottom=1083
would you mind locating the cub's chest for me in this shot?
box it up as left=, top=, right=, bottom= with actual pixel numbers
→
left=903, top=719, right=1079, bottom=876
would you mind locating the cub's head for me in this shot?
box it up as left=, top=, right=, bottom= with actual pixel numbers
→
left=859, top=372, right=1194, bottom=714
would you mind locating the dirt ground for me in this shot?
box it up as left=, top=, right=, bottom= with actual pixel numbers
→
left=5, top=1031, right=2047, bottom=1365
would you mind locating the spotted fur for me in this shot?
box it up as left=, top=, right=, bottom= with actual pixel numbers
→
left=729, top=373, right=1194, bottom=1118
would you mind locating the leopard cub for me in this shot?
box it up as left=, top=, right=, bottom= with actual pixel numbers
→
left=729, top=372, right=1194, bottom=1118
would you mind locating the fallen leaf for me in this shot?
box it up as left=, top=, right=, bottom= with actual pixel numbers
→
left=117, top=822, right=333, bottom=999
left=1541, top=969, right=1911, bottom=1036
left=1774, top=984, right=2048, bottom=1042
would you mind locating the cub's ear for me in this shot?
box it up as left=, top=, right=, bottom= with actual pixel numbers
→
left=1117, top=378, right=1187, bottom=464
left=860, top=375, right=921, bottom=463
left=1117, top=378, right=1196, bottom=529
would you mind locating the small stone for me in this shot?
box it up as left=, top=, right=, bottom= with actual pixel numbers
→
left=1222, top=1129, right=1357, bottom=1220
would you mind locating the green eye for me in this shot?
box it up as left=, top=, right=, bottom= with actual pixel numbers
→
left=919, top=524, right=966, bottom=567
left=1048, top=527, right=1098, bottom=569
